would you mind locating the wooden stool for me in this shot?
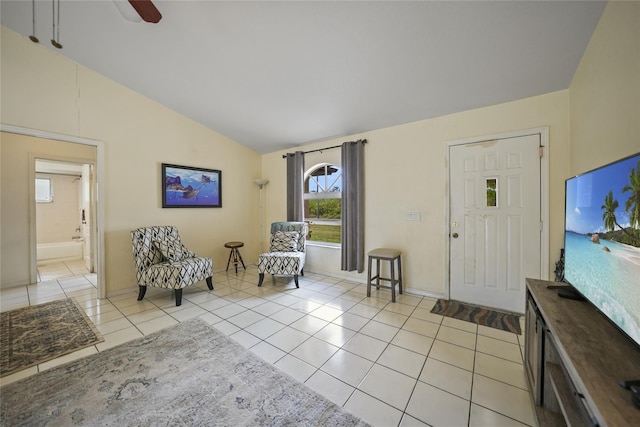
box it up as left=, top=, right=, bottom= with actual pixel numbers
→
left=224, top=241, right=246, bottom=274
left=367, top=248, right=403, bottom=302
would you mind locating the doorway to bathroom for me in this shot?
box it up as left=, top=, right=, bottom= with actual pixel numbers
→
left=35, top=159, right=95, bottom=283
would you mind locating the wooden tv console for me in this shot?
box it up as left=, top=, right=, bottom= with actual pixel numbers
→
left=525, top=278, right=640, bottom=426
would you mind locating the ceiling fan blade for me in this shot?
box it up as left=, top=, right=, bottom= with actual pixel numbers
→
left=128, top=0, right=162, bottom=24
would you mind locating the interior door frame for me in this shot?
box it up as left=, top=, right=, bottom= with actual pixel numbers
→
left=0, top=124, right=106, bottom=299
left=444, top=127, right=550, bottom=302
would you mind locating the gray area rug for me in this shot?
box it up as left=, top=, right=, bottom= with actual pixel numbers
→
left=0, top=318, right=368, bottom=427
left=1, top=298, right=104, bottom=377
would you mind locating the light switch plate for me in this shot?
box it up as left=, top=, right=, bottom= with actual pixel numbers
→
left=406, top=212, right=421, bottom=221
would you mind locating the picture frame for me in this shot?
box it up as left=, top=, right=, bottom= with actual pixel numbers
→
left=162, top=163, right=222, bottom=208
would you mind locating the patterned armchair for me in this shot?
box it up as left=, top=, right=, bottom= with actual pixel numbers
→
left=258, top=222, right=309, bottom=288
left=131, top=226, right=213, bottom=306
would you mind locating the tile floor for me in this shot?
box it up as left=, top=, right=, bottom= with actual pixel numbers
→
left=1, top=261, right=537, bottom=427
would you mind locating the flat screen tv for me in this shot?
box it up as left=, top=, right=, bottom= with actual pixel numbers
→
left=564, top=152, right=640, bottom=348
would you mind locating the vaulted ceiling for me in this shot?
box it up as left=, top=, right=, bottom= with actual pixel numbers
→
left=1, top=1, right=607, bottom=154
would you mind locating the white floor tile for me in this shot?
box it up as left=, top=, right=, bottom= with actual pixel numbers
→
left=265, top=326, right=310, bottom=352
left=244, top=317, right=286, bottom=340
left=290, top=336, right=339, bottom=368
left=471, top=374, right=536, bottom=426
left=474, top=352, right=528, bottom=390
left=383, top=302, right=416, bottom=316
left=409, top=307, right=444, bottom=324
left=9, top=265, right=541, bottom=426
left=360, top=320, right=400, bottom=342
left=320, top=349, right=374, bottom=387
left=347, top=303, right=382, bottom=319
left=372, top=310, right=409, bottom=328
left=344, top=390, right=404, bottom=427
left=227, top=310, right=266, bottom=328
left=274, top=354, right=316, bottom=383
left=332, top=312, right=370, bottom=332
left=436, top=325, right=477, bottom=350
left=399, top=413, right=431, bottom=427
left=429, top=339, right=476, bottom=371
left=290, top=314, right=329, bottom=335
left=377, top=344, right=426, bottom=379
left=211, top=303, right=247, bottom=319
left=402, top=317, right=441, bottom=338
left=442, top=316, right=478, bottom=333
left=251, top=301, right=286, bottom=316
left=211, top=320, right=241, bottom=336
left=89, top=309, right=125, bottom=324
left=309, top=305, right=344, bottom=322
left=420, top=358, right=473, bottom=400
left=469, top=403, right=530, bottom=426
left=477, top=324, right=519, bottom=344
left=476, top=335, right=523, bottom=363
left=136, top=315, right=179, bottom=335
left=305, top=370, right=355, bottom=406
left=405, top=381, right=470, bottom=427
left=391, top=330, right=434, bottom=356
left=358, top=364, right=417, bottom=410
left=249, top=341, right=286, bottom=364
left=95, top=317, right=134, bottom=335
left=342, top=333, right=388, bottom=361
left=269, top=307, right=306, bottom=325
left=170, top=305, right=208, bottom=322
left=96, top=326, right=143, bottom=351
left=314, top=323, right=356, bottom=347
left=229, top=330, right=262, bottom=349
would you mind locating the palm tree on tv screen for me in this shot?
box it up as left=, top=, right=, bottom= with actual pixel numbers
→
left=622, top=160, right=640, bottom=230
left=601, top=190, right=620, bottom=232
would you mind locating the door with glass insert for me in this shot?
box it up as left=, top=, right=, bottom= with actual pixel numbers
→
left=449, top=135, right=541, bottom=313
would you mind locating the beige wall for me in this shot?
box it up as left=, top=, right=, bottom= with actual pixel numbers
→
left=569, top=0, right=640, bottom=175
left=0, top=133, right=97, bottom=286
left=1, top=27, right=262, bottom=294
left=262, top=91, right=570, bottom=297
left=36, top=173, right=82, bottom=245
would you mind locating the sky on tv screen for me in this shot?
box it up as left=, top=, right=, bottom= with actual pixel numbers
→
left=565, top=154, right=640, bottom=235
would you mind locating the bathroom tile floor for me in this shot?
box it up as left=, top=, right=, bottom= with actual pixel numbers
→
left=1, top=263, right=536, bottom=427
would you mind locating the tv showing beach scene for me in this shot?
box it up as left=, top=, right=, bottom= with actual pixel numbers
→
left=564, top=153, right=640, bottom=347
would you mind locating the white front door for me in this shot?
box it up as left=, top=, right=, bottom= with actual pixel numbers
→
left=449, top=135, right=541, bottom=313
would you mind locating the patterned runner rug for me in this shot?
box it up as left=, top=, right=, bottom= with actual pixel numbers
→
left=0, top=318, right=368, bottom=426
left=431, top=299, right=521, bottom=335
left=1, top=298, right=104, bottom=377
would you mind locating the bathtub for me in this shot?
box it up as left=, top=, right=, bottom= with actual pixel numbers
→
left=37, top=241, right=83, bottom=264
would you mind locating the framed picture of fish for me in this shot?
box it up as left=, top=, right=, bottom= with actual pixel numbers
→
left=161, top=163, right=222, bottom=208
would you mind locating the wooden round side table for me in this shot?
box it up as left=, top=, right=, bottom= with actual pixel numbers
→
left=224, top=241, right=246, bottom=274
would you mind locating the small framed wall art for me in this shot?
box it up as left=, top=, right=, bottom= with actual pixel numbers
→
left=162, top=163, right=222, bottom=208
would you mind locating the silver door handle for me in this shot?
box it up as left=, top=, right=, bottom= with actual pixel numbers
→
left=452, top=233, right=459, bottom=238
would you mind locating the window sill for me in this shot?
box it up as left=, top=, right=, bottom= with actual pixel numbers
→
left=306, top=241, right=341, bottom=249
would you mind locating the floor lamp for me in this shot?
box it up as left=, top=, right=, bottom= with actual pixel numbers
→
left=254, top=179, right=269, bottom=252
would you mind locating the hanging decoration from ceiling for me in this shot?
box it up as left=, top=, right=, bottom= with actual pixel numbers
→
left=51, top=0, right=62, bottom=49
left=28, top=0, right=39, bottom=43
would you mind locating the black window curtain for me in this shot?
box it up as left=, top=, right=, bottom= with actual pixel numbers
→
left=286, top=151, right=305, bottom=222
left=341, top=139, right=366, bottom=272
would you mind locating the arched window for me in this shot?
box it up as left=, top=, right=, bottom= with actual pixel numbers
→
left=304, top=163, right=342, bottom=243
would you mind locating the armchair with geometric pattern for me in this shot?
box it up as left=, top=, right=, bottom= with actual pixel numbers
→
left=131, top=226, right=213, bottom=306
left=257, top=221, right=308, bottom=288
